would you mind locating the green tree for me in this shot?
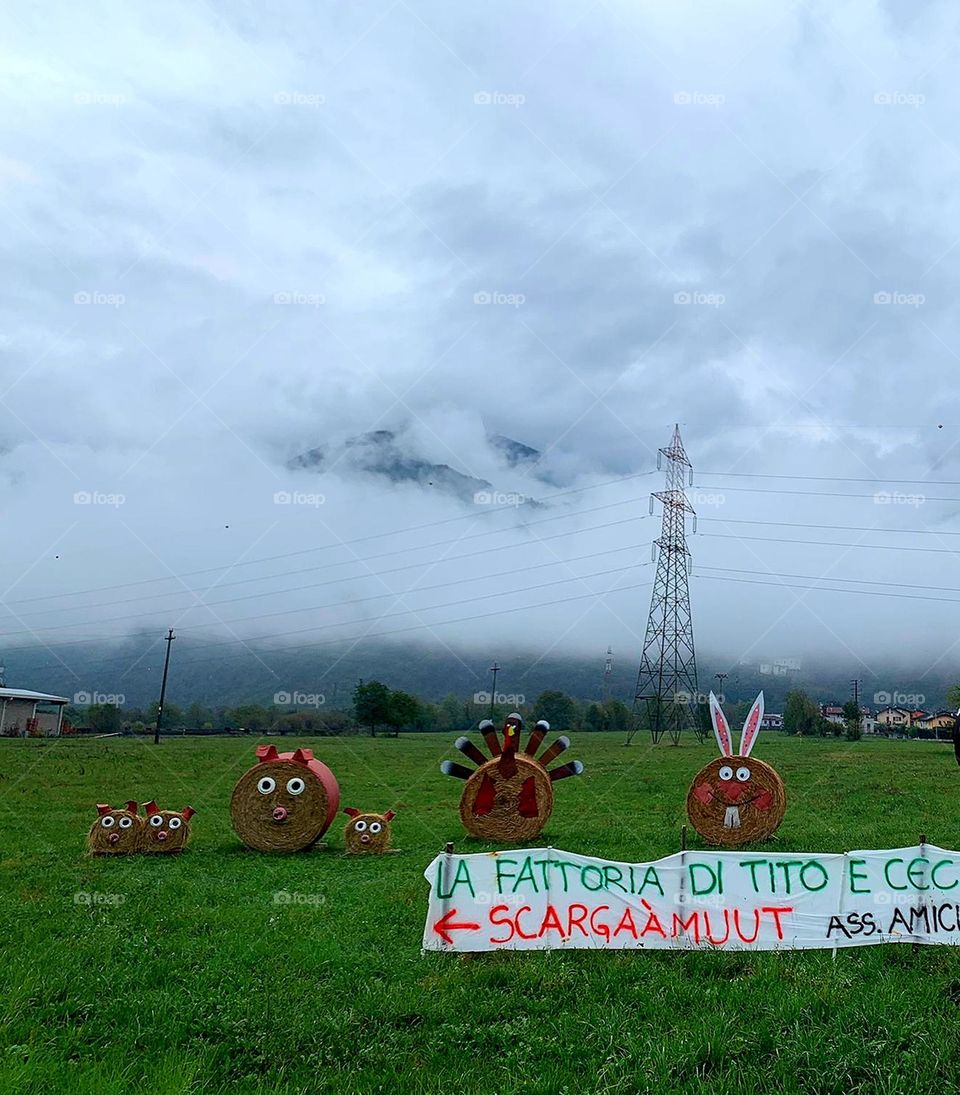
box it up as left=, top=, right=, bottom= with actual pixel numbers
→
left=437, top=694, right=465, bottom=732
left=783, top=690, right=820, bottom=736
left=147, top=701, right=184, bottom=729
left=583, top=702, right=606, bottom=733
left=225, top=704, right=272, bottom=732
left=532, top=690, right=578, bottom=731
left=353, top=680, right=393, bottom=737
left=601, top=698, right=632, bottom=735
left=386, top=690, right=420, bottom=735
left=87, top=704, right=122, bottom=735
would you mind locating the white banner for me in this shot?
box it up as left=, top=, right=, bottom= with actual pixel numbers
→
left=422, top=845, right=960, bottom=952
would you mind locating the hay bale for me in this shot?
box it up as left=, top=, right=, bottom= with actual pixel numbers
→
left=460, top=756, right=553, bottom=841
left=231, top=745, right=340, bottom=853
left=343, top=808, right=396, bottom=854
left=686, top=756, right=786, bottom=847
left=141, top=801, right=195, bottom=854
left=87, top=801, right=142, bottom=856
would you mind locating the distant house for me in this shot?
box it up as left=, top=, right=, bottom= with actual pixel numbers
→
left=820, top=703, right=845, bottom=726
left=760, top=713, right=783, bottom=730
left=0, top=688, right=70, bottom=737
left=909, top=710, right=928, bottom=726
left=913, top=711, right=957, bottom=737
left=877, top=707, right=912, bottom=730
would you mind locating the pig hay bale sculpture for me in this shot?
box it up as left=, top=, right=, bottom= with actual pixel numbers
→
left=343, top=808, right=397, bottom=854
left=231, top=745, right=340, bottom=853
left=686, top=691, right=786, bottom=847
left=440, top=714, right=583, bottom=841
left=141, top=800, right=195, bottom=854
left=87, top=801, right=143, bottom=856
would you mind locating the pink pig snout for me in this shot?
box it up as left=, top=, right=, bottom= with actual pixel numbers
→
left=108, top=832, right=120, bottom=844
left=156, top=830, right=168, bottom=841
left=273, top=806, right=288, bottom=822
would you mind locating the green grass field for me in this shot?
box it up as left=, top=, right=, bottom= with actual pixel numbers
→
left=2, top=731, right=960, bottom=1094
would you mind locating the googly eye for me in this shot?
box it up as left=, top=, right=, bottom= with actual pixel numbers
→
left=718, top=765, right=733, bottom=781
left=101, top=815, right=116, bottom=828
left=150, top=815, right=164, bottom=828
left=257, top=776, right=276, bottom=795
left=736, top=766, right=751, bottom=782
left=286, top=777, right=305, bottom=796
left=354, top=820, right=367, bottom=832
left=169, top=817, right=182, bottom=830
left=118, top=816, right=133, bottom=829
left=369, top=822, right=382, bottom=834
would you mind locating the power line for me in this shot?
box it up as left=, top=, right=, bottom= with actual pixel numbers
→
left=701, top=532, right=960, bottom=555
left=699, top=565, right=960, bottom=595
left=699, top=517, right=960, bottom=537
left=699, top=470, right=960, bottom=486
left=697, top=572, right=960, bottom=605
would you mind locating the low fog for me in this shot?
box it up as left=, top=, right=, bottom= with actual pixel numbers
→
left=2, top=0, right=960, bottom=695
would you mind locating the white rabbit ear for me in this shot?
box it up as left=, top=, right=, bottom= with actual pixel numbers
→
left=739, top=692, right=764, bottom=757
left=708, top=692, right=733, bottom=757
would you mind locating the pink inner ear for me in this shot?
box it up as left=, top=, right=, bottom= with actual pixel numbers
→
left=181, top=806, right=195, bottom=820
left=125, top=800, right=138, bottom=815
left=383, top=810, right=396, bottom=821
left=292, top=748, right=314, bottom=765
left=96, top=803, right=112, bottom=816
left=256, top=745, right=279, bottom=763
left=343, top=807, right=360, bottom=817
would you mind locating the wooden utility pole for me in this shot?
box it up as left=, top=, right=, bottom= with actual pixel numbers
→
left=154, top=629, right=176, bottom=745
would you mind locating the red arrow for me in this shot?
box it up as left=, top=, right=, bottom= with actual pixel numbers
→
left=433, top=908, right=481, bottom=945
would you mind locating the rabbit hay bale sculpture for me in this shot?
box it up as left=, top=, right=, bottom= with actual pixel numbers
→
left=141, top=800, right=195, bottom=854
left=440, top=714, right=583, bottom=841
left=231, top=745, right=340, bottom=853
left=87, top=801, right=143, bottom=856
left=343, top=808, right=397, bottom=854
left=686, top=692, right=786, bottom=847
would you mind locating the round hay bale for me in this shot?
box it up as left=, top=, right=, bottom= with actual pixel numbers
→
left=231, top=745, right=340, bottom=853
left=141, top=801, right=194, bottom=854
left=343, top=809, right=395, bottom=854
left=87, top=802, right=142, bottom=856
left=460, top=756, right=553, bottom=841
left=686, top=755, right=786, bottom=847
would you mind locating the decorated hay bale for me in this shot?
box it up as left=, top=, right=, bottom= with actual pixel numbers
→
left=343, top=808, right=397, bottom=854
left=231, top=745, right=340, bottom=853
left=686, top=692, right=786, bottom=847
left=440, top=714, right=583, bottom=841
left=87, top=801, right=142, bottom=856
left=141, top=800, right=195, bottom=854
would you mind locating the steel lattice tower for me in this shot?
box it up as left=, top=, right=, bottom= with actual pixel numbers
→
left=627, top=424, right=702, bottom=745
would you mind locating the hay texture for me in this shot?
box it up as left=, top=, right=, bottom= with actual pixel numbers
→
left=343, top=808, right=397, bottom=854
left=141, top=800, right=195, bottom=854
left=440, top=715, right=583, bottom=842
left=231, top=745, right=340, bottom=853
left=87, top=801, right=143, bottom=856
left=687, top=691, right=786, bottom=847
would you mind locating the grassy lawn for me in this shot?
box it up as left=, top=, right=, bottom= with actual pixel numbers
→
left=2, top=731, right=959, bottom=1094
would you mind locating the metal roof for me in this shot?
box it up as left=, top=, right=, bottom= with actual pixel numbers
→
left=0, top=687, right=70, bottom=704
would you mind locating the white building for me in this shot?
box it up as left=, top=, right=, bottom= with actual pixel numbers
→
left=0, top=688, right=70, bottom=736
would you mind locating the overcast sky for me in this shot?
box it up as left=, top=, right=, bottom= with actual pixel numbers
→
left=2, top=0, right=960, bottom=692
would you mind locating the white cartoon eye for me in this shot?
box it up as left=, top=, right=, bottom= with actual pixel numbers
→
left=736, top=766, right=751, bottom=782
left=369, top=822, right=382, bottom=834
left=169, top=817, right=182, bottom=830
left=286, top=777, right=306, bottom=796
left=718, top=766, right=733, bottom=781
left=354, top=820, right=367, bottom=832
left=118, top=816, right=133, bottom=829
left=150, top=814, right=164, bottom=827
left=100, top=815, right=116, bottom=828
left=257, top=776, right=276, bottom=795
